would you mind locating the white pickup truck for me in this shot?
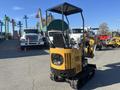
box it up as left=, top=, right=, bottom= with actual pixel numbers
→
left=69, top=28, right=83, bottom=43
left=20, top=29, right=45, bottom=50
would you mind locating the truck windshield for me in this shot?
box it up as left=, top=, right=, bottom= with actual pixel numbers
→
left=24, top=29, right=38, bottom=34
left=72, top=29, right=83, bottom=33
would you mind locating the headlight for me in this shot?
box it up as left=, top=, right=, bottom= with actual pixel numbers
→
left=20, top=39, right=26, bottom=43
left=51, top=54, right=63, bottom=66
left=39, top=38, right=42, bottom=41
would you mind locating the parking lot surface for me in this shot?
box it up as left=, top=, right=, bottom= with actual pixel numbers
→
left=0, top=40, right=120, bottom=90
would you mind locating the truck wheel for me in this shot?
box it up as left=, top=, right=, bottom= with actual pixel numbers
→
left=21, top=46, right=27, bottom=51
left=112, top=45, right=115, bottom=48
left=98, top=47, right=102, bottom=50
left=96, top=45, right=102, bottom=50
left=98, top=45, right=102, bottom=50
left=44, top=42, right=49, bottom=49
left=20, top=46, right=24, bottom=51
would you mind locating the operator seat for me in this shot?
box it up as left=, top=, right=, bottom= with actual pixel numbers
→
left=47, top=19, right=69, bottom=48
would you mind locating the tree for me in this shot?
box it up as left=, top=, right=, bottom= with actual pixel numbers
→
left=10, top=19, right=16, bottom=39
left=0, top=20, right=4, bottom=35
left=4, top=15, right=10, bottom=39
left=98, top=22, right=109, bottom=35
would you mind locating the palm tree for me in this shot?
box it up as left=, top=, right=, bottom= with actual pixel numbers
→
left=11, top=19, right=16, bottom=39
left=4, top=15, right=10, bottom=39
left=0, top=20, right=4, bottom=35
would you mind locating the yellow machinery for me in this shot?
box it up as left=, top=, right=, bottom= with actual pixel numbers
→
left=88, top=38, right=95, bottom=57
left=108, top=32, right=120, bottom=48
left=112, top=37, right=120, bottom=47
left=84, top=32, right=95, bottom=58
left=106, top=38, right=116, bottom=48
left=46, top=2, right=96, bottom=89
left=96, top=35, right=116, bottom=50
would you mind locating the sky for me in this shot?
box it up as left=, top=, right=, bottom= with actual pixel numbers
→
left=0, top=0, right=120, bottom=32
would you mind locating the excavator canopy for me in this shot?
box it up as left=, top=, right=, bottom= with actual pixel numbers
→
left=47, top=2, right=83, bottom=15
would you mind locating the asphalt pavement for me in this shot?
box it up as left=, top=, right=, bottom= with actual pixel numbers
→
left=0, top=40, right=120, bottom=90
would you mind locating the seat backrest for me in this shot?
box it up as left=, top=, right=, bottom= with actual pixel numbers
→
left=47, top=19, right=69, bottom=31
left=53, top=33, right=65, bottom=48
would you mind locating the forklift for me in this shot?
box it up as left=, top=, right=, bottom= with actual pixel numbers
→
left=46, top=2, right=96, bottom=89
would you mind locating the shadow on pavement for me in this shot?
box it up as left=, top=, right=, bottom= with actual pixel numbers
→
left=0, top=48, right=49, bottom=59
left=0, top=50, right=48, bottom=59
left=80, top=62, right=120, bottom=90
left=0, top=40, right=49, bottom=59
left=96, top=48, right=115, bottom=51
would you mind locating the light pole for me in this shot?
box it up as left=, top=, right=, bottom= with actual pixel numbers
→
left=17, top=21, right=23, bottom=37
left=23, top=15, right=28, bottom=28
